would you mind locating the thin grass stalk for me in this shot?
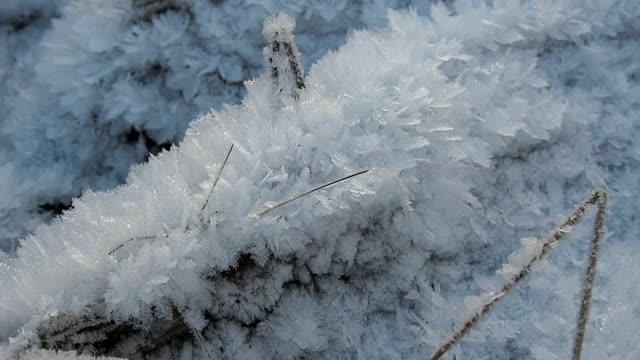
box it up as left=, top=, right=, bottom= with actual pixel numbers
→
left=430, top=190, right=608, bottom=360
left=201, top=143, right=235, bottom=212
left=254, top=169, right=369, bottom=218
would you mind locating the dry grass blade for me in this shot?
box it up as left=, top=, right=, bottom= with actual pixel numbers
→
left=201, top=143, right=235, bottom=212
left=254, top=169, right=369, bottom=218
left=430, top=190, right=608, bottom=360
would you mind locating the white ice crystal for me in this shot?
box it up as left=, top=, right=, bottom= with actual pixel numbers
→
left=0, top=0, right=639, bottom=359
left=262, top=12, right=296, bottom=43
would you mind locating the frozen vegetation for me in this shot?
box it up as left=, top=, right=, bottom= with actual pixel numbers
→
left=0, top=0, right=433, bottom=252
left=1, top=0, right=639, bottom=359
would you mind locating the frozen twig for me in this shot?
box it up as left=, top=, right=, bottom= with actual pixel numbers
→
left=262, top=12, right=305, bottom=100
left=430, top=190, right=608, bottom=360
left=253, top=169, right=369, bottom=218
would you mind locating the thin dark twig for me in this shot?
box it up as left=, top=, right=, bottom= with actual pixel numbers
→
left=201, top=143, right=235, bottom=212
left=254, top=169, right=369, bottom=218
left=108, top=235, right=161, bottom=256
left=430, top=190, right=608, bottom=360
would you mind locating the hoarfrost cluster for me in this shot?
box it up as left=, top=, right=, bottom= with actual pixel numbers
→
left=0, top=0, right=433, bottom=251
left=0, top=0, right=639, bottom=359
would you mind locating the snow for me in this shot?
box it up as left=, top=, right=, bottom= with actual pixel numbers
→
left=0, top=0, right=639, bottom=359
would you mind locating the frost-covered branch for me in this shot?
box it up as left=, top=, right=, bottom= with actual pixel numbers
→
left=430, top=191, right=608, bottom=360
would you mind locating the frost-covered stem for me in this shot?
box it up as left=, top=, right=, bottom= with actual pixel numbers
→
left=254, top=169, right=368, bottom=218
left=282, top=41, right=305, bottom=91
left=430, top=190, right=608, bottom=360
left=572, top=191, right=607, bottom=360
left=266, top=41, right=281, bottom=84
left=262, top=12, right=305, bottom=100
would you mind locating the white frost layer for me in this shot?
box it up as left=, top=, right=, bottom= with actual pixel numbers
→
left=1, top=0, right=640, bottom=359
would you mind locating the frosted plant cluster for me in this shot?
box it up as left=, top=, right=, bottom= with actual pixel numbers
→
left=1, top=0, right=639, bottom=359
left=0, top=0, right=434, bottom=251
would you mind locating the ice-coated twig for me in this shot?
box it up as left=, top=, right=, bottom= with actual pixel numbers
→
left=253, top=169, right=369, bottom=218
left=262, top=12, right=305, bottom=99
left=430, top=190, right=608, bottom=360
left=201, top=143, right=235, bottom=212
